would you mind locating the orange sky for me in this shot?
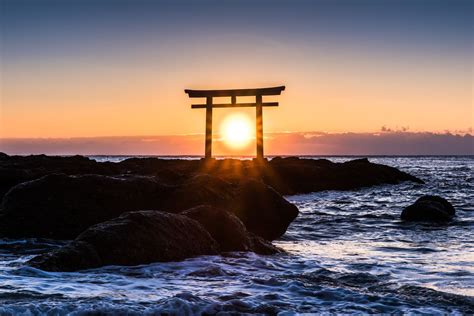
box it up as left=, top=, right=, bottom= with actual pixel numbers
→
left=1, top=1, right=472, bottom=140
left=1, top=51, right=472, bottom=139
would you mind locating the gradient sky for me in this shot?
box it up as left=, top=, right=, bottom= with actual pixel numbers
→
left=0, top=0, right=472, bottom=143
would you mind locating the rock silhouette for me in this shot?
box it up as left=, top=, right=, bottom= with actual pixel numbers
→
left=28, top=211, right=219, bottom=272
left=182, top=205, right=280, bottom=254
left=28, top=207, right=281, bottom=272
left=0, top=174, right=172, bottom=239
left=0, top=173, right=297, bottom=241
left=163, top=175, right=299, bottom=240
left=0, top=154, right=424, bottom=200
left=401, top=195, right=455, bottom=222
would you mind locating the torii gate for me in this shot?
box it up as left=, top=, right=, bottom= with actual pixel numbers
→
left=185, top=86, right=285, bottom=160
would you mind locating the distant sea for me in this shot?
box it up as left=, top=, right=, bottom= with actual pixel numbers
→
left=0, top=156, right=473, bottom=314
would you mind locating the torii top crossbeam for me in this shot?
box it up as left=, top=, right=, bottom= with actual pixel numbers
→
left=185, top=86, right=285, bottom=160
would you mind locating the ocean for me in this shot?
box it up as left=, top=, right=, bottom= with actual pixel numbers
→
left=0, top=156, right=472, bottom=314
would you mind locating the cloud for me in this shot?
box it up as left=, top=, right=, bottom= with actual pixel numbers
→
left=0, top=131, right=472, bottom=156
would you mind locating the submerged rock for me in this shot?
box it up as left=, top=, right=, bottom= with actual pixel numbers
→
left=28, top=210, right=219, bottom=271
left=401, top=195, right=455, bottom=222
left=182, top=205, right=280, bottom=254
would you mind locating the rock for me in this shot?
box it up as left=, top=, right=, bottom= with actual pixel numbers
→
left=0, top=154, right=121, bottom=200
left=231, top=179, right=299, bottom=241
left=164, top=175, right=299, bottom=241
left=248, top=233, right=282, bottom=255
left=0, top=154, right=424, bottom=199
left=0, top=167, right=32, bottom=200
left=0, top=174, right=172, bottom=239
left=265, top=157, right=424, bottom=194
left=0, top=173, right=297, bottom=242
left=0, top=154, right=424, bottom=241
left=28, top=210, right=219, bottom=271
left=401, top=195, right=455, bottom=221
left=182, top=205, right=251, bottom=252
left=163, top=174, right=236, bottom=212
left=181, top=205, right=280, bottom=254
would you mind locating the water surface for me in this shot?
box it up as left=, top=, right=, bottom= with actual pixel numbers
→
left=0, top=156, right=472, bottom=314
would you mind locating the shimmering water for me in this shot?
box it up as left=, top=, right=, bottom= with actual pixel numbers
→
left=0, top=156, right=473, bottom=314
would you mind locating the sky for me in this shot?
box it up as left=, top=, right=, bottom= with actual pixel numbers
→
left=0, top=0, right=473, bottom=155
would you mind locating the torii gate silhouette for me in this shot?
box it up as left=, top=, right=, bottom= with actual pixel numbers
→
left=185, top=86, right=285, bottom=160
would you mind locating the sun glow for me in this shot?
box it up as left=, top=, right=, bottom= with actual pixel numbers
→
left=220, top=114, right=252, bottom=148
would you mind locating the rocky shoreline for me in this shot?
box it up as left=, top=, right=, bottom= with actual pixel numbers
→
left=0, top=153, right=424, bottom=271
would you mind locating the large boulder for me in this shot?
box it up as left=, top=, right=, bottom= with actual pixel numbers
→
left=0, top=174, right=172, bottom=239
left=401, top=195, right=455, bottom=222
left=164, top=175, right=299, bottom=241
left=181, top=205, right=280, bottom=254
left=231, top=179, right=299, bottom=241
left=28, top=210, right=219, bottom=271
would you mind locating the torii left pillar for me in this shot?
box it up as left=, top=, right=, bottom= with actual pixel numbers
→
left=205, top=96, right=213, bottom=159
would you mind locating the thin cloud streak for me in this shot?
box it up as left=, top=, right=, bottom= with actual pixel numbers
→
left=1, top=131, right=472, bottom=156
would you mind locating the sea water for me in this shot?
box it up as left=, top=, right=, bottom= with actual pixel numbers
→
left=0, top=156, right=472, bottom=314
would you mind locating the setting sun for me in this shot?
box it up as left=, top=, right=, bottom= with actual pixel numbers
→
left=220, top=113, right=253, bottom=148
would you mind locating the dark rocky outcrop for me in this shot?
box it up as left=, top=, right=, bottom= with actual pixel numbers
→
left=0, top=173, right=297, bottom=241
left=0, top=153, right=424, bottom=201
left=401, top=195, right=456, bottom=222
left=28, top=211, right=219, bottom=272
left=264, top=157, right=424, bottom=195
left=0, top=154, right=120, bottom=199
left=0, top=152, right=430, bottom=271
left=0, top=174, right=172, bottom=239
left=181, top=205, right=280, bottom=254
left=0, top=153, right=424, bottom=243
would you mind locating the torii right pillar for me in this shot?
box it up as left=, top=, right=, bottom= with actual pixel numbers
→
left=255, top=94, right=264, bottom=160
